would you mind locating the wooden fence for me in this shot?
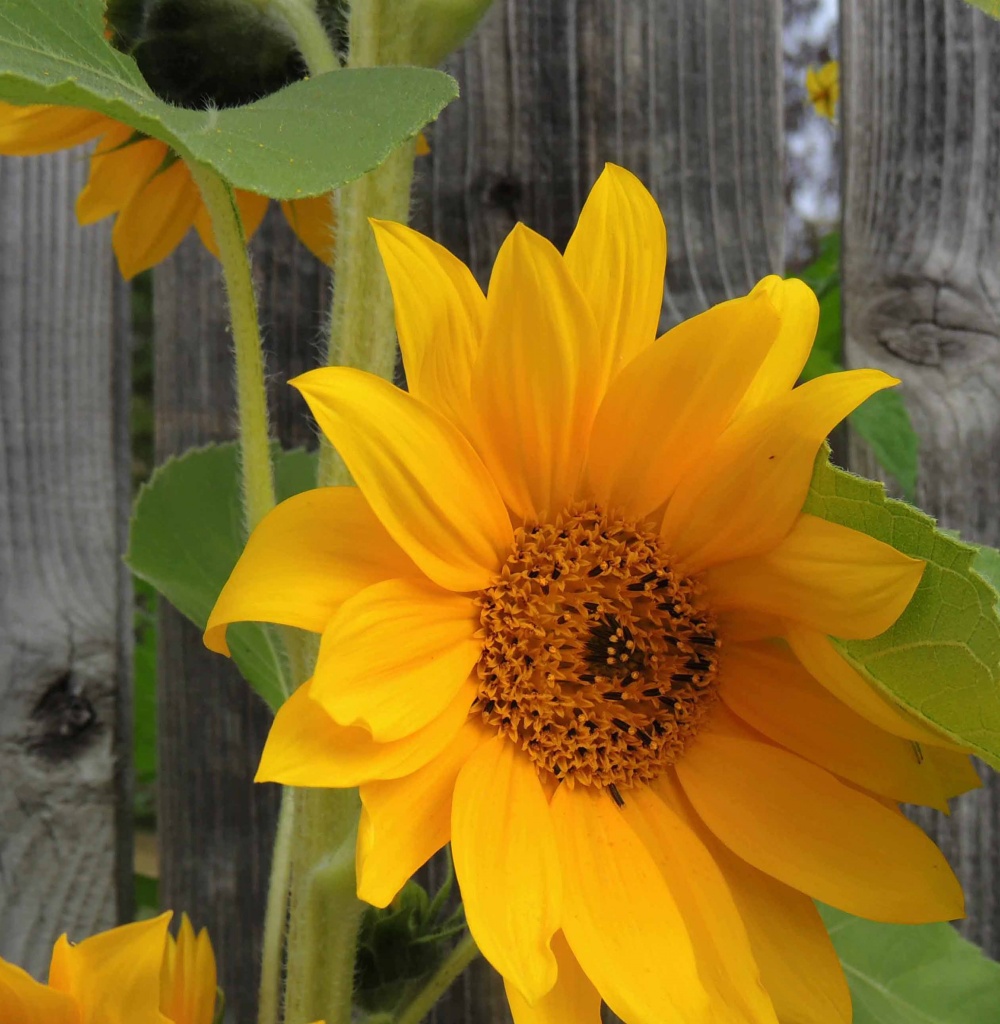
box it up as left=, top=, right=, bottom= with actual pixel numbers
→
left=0, top=0, right=997, bottom=1020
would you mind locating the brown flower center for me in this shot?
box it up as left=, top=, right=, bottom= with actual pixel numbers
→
left=476, top=506, right=720, bottom=797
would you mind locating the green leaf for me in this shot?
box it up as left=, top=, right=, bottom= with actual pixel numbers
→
left=804, top=450, right=1000, bottom=767
left=794, top=233, right=918, bottom=499
left=963, top=0, right=1000, bottom=19
left=0, top=0, right=457, bottom=197
left=819, top=904, right=1000, bottom=1023
left=126, top=443, right=317, bottom=710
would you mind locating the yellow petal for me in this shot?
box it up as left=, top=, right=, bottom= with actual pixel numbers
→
left=0, top=956, right=78, bottom=1024
left=661, top=369, right=897, bottom=573
left=452, top=737, right=562, bottom=1004
left=194, top=189, right=269, bottom=257
left=504, top=931, right=601, bottom=1024
left=0, top=102, right=110, bottom=155
left=112, top=159, right=201, bottom=279
left=161, top=916, right=216, bottom=1024
left=785, top=625, right=963, bottom=747
left=371, top=219, right=485, bottom=428
left=625, top=786, right=777, bottom=1024
left=733, top=276, right=820, bottom=414
left=256, top=678, right=475, bottom=787
left=48, top=915, right=172, bottom=1024
left=657, top=772, right=852, bottom=1024
left=707, top=514, right=925, bottom=640
left=206, top=486, right=416, bottom=656
left=468, top=223, right=602, bottom=521
left=562, top=164, right=667, bottom=379
left=357, top=718, right=489, bottom=907
left=76, top=130, right=167, bottom=224
left=281, top=194, right=336, bottom=265
left=293, top=367, right=512, bottom=592
left=550, top=783, right=710, bottom=1024
left=585, top=287, right=780, bottom=517
left=721, top=641, right=950, bottom=809
left=310, top=578, right=481, bottom=741
left=675, top=717, right=964, bottom=923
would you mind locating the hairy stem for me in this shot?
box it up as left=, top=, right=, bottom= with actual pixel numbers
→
left=258, top=789, right=295, bottom=1024
left=317, top=0, right=420, bottom=488
left=393, top=934, right=481, bottom=1024
left=266, top=0, right=341, bottom=76
left=284, top=788, right=365, bottom=1024
left=187, top=162, right=276, bottom=534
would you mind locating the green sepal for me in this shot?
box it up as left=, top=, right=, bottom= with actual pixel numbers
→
left=0, top=0, right=457, bottom=198
left=820, top=904, right=1000, bottom=1022
left=356, top=862, right=468, bottom=1016
left=804, top=449, right=1000, bottom=767
left=126, top=442, right=316, bottom=711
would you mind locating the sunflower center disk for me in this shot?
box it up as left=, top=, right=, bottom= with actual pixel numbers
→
left=476, top=506, right=720, bottom=793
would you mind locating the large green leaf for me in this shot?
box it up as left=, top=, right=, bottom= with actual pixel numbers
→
left=804, top=450, right=1000, bottom=767
left=0, top=0, right=457, bottom=197
left=819, top=905, right=1000, bottom=1023
left=793, top=233, right=918, bottom=499
left=126, top=443, right=317, bottom=710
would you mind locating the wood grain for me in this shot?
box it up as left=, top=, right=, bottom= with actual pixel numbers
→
left=0, top=152, right=132, bottom=977
left=842, top=0, right=1000, bottom=955
left=412, top=1, right=784, bottom=1018
left=153, top=206, right=327, bottom=1023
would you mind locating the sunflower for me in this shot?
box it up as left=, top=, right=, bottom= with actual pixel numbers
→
left=205, top=165, right=977, bottom=1023
left=0, top=102, right=336, bottom=278
left=806, top=60, right=840, bottom=121
left=0, top=913, right=217, bottom=1024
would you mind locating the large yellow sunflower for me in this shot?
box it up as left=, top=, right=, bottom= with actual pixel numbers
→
left=205, top=165, right=977, bottom=1023
left=0, top=102, right=336, bottom=277
left=0, top=913, right=217, bottom=1024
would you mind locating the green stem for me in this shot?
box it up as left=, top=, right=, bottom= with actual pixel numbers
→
left=266, top=0, right=341, bottom=75
left=317, top=0, right=421, bottom=488
left=258, top=789, right=295, bottom=1024
left=393, top=934, right=481, bottom=1024
left=284, top=788, right=365, bottom=1024
left=188, top=162, right=276, bottom=535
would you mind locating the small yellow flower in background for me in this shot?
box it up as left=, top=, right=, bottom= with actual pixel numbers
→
left=206, top=165, right=977, bottom=1023
left=807, top=59, right=840, bottom=120
left=0, top=102, right=336, bottom=278
left=0, top=912, right=217, bottom=1024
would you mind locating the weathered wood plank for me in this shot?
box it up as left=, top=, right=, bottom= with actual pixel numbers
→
left=0, top=151, right=132, bottom=976
left=842, top=0, right=1000, bottom=955
left=153, top=208, right=327, bottom=1023
left=413, top=1, right=784, bottom=1018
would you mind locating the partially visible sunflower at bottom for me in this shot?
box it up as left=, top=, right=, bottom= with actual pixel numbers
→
left=0, top=101, right=339, bottom=278
left=0, top=912, right=217, bottom=1024
left=206, top=164, right=978, bottom=1024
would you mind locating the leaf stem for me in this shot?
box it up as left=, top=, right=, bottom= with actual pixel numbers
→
left=258, top=788, right=295, bottom=1024
left=317, top=0, right=420, bottom=488
left=393, top=933, right=481, bottom=1024
left=266, top=0, right=341, bottom=76
left=187, top=162, right=276, bottom=535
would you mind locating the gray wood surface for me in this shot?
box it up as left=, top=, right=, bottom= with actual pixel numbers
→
left=412, top=1, right=784, bottom=1018
left=153, top=208, right=327, bottom=1023
left=0, top=152, right=132, bottom=976
left=841, top=0, right=1000, bottom=955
